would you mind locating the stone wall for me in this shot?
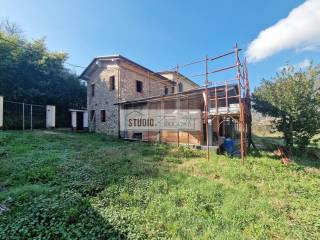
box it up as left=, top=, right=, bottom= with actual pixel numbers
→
left=87, top=62, right=119, bottom=136
left=119, top=62, right=169, bottom=102
left=87, top=60, right=174, bottom=136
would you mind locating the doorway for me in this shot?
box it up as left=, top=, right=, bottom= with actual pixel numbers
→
left=76, top=112, right=83, bottom=130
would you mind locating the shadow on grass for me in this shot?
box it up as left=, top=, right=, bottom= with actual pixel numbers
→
left=0, top=132, right=132, bottom=238
left=0, top=131, right=178, bottom=239
left=252, top=134, right=283, bottom=151
left=250, top=134, right=320, bottom=169
left=291, top=148, right=320, bottom=169
left=58, top=137, right=173, bottom=196
left=0, top=186, right=127, bottom=239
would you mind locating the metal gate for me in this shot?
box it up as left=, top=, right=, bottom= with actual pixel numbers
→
left=3, top=100, right=47, bottom=130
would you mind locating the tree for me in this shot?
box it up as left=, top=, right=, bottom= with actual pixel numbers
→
left=252, top=65, right=320, bottom=154
left=0, top=18, right=22, bottom=36
left=0, top=20, right=86, bottom=127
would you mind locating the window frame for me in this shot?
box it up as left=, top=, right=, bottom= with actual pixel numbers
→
left=100, top=110, right=106, bottom=122
left=91, top=84, right=95, bottom=97
left=178, top=82, right=183, bottom=92
left=90, top=110, right=95, bottom=122
left=164, top=86, right=168, bottom=95
left=109, top=76, right=115, bottom=91
left=136, top=80, right=143, bottom=93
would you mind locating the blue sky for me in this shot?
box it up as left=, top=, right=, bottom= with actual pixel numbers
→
left=1, top=0, right=320, bottom=90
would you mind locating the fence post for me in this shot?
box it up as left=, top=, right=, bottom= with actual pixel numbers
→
left=0, top=96, right=3, bottom=129
left=30, top=104, right=33, bottom=130
left=22, top=102, right=25, bottom=131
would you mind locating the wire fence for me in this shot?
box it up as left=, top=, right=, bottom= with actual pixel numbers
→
left=3, top=100, right=46, bottom=130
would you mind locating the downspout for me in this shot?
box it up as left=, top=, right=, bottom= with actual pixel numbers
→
left=117, top=68, right=121, bottom=138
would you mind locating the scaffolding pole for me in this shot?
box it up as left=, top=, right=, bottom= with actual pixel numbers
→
left=187, top=95, right=190, bottom=147
left=235, top=44, right=245, bottom=164
left=205, top=55, right=210, bottom=161
left=176, top=64, right=180, bottom=147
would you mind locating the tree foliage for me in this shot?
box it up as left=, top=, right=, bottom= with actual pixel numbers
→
left=252, top=65, right=320, bottom=152
left=0, top=21, right=86, bottom=127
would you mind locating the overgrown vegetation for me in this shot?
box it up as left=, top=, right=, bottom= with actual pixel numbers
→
left=0, top=20, right=86, bottom=127
left=252, top=65, right=320, bottom=153
left=0, top=131, right=319, bottom=239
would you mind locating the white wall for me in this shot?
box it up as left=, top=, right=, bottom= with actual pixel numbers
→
left=83, top=112, right=88, bottom=128
left=46, top=105, right=56, bottom=128
left=71, top=111, right=77, bottom=128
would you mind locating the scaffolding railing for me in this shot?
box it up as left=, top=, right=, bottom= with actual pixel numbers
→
left=168, top=44, right=250, bottom=163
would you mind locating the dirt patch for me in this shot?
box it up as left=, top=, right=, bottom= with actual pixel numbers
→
left=42, top=131, right=61, bottom=135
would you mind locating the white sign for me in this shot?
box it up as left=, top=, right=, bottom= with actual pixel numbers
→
left=120, top=108, right=201, bottom=131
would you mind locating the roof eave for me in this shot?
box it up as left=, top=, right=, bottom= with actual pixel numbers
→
left=79, top=55, right=174, bottom=83
left=157, top=70, right=199, bottom=87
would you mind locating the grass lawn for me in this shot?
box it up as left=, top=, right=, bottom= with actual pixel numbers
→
left=0, top=131, right=319, bottom=239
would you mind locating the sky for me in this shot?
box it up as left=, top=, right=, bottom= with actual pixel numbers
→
left=1, top=0, right=320, bottom=90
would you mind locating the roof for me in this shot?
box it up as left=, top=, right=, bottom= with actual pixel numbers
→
left=69, top=109, right=87, bottom=112
left=79, top=54, right=173, bottom=83
left=116, top=84, right=239, bottom=105
left=157, top=70, right=199, bottom=87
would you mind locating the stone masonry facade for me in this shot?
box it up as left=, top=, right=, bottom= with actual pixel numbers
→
left=86, top=61, right=120, bottom=135
left=81, top=55, right=199, bottom=136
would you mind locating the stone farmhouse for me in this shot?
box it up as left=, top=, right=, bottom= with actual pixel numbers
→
left=79, top=53, right=250, bottom=155
left=79, top=55, right=198, bottom=136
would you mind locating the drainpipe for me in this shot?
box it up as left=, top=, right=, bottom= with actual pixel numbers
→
left=117, top=68, right=121, bottom=138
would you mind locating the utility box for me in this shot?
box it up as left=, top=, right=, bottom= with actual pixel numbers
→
left=46, top=105, right=56, bottom=128
left=0, top=96, right=3, bottom=128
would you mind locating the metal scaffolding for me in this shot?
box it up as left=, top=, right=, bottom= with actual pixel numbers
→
left=172, top=44, right=250, bottom=163
left=119, top=44, right=251, bottom=164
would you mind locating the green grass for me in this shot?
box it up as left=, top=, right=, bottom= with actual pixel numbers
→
left=0, top=131, right=319, bottom=239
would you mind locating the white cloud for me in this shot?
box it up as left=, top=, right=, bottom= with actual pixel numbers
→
left=247, top=0, right=320, bottom=63
left=278, top=59, right=312, bottom=71
left=297, top=59, right=312, bottom=68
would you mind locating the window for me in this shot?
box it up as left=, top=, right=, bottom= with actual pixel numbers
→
left=100, top=110, right=106, bottom=122
left=109, top=76, right=115, bottom=91
left=171, top=86, right=175, bottom=94
left=132, top=132, right=142, bottom=140
left=90, top=110, right=95, bottom=121
left=164, top=86, right=168, bottom=95
left=136, top=80, right=143, bottom=93
left=178, top=82, right=183, bottom=92
left=91, top=84, right=95, bottom=97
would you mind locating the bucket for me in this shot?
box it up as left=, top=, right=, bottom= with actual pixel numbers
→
left=224, top=138, right=234, bottom=155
